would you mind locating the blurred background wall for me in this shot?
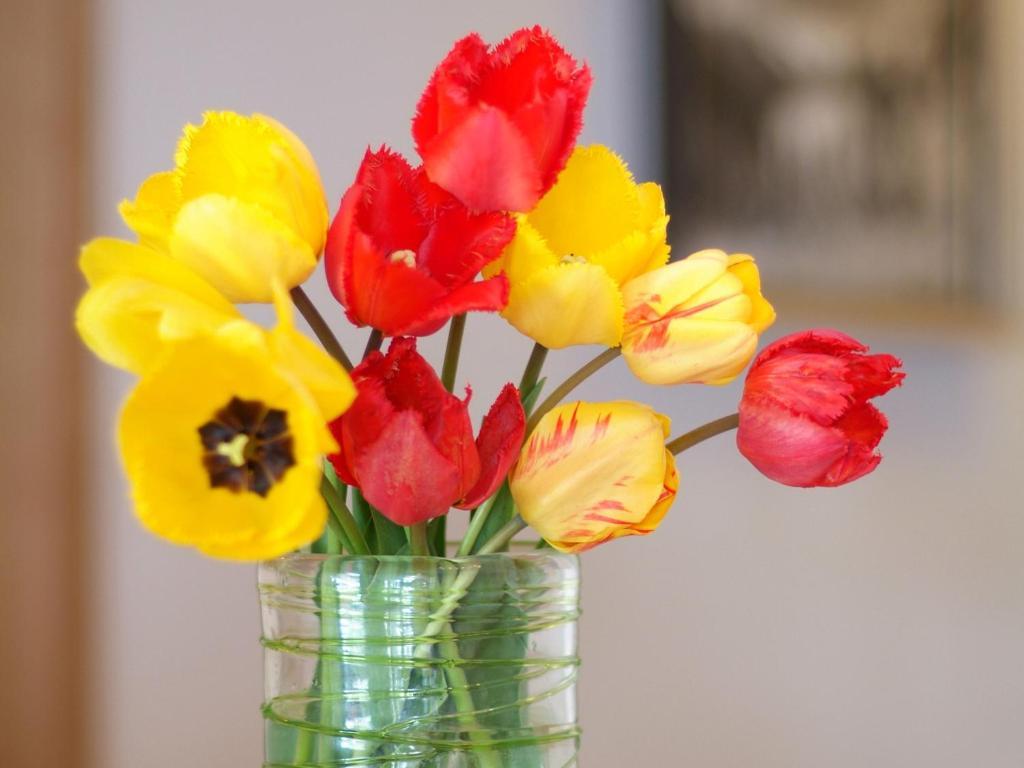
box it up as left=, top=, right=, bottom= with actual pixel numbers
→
left=3, top=1, right=1023, bottom=766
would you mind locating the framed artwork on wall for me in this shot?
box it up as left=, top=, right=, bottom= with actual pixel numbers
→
left=662, top=0, right=991, bottom=308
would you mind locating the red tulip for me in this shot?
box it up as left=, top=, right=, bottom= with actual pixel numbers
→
left=328, top=338, right=526, bottom=525
left=413, top=26, right=592, bottom=212
left=736, top=329, right=905, bottom=487
left=325, top=147, right=515, bottom=337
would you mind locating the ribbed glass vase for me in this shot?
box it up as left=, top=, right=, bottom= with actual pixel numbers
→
left=258, top=551, right=581, bottom=767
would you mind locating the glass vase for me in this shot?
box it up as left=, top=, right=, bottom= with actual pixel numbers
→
left=258, top=551, right=581, bottom=767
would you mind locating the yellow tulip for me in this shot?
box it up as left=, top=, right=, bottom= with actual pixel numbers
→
left=75, top=237, right=241, bottom=375
left=484, top=144, right=669, bottom=349
left=76, top=237, right=355, bottom=419
left=118, top=321, right=343, bottom=560
left=119, top=111, right=328, bottom=302
left=620, top=249, right=775, bottom=385
left=510, top=401, right=678, bottom=553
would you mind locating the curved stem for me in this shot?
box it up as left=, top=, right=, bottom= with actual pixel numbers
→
left=519, top=343, right=548, bottom=398
left=290, top=286, right=352, bottom=371
left=441, top=314, right=466, bottom=392
left=525, top=347, right=621, bottom=434
left=477, top=514, right=527, bottom=554
left=362, top=328, right=383, bottom=360
left=666, top=413, right=740, bottom=455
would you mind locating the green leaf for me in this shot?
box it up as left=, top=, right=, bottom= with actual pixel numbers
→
left=350, top=488, right=407, bottom=555
left=470, top=482, right=515, bottom=554
left=330, top=464, right=374, bottom=541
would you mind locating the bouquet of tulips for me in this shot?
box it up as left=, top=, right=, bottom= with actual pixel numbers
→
left=76, top=27, right=905, bottom=563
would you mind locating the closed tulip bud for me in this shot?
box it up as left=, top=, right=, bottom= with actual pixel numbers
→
left=621, top=249, right=775, bottom=386
left=119, top=111, right=328, bottom=302
left=510, top=401, right=679, bottom=553
left=737, top=329, right=905, bottom=487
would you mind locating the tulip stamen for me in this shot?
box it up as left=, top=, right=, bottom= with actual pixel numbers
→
left=560, top=253, right=587, bottom=265
left=390, top=249, right=417, bottom=268
left=198, top=396, right=296, bottom=498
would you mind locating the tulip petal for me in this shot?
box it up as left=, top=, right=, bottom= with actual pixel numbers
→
left=401, top=274, right=510, bottom=337
left=623, top=316, right=758, bottom=386
left=421, top=103, right=542, bottom=213
left=483, top=217, right=557, bottom=285
left=419, top=206, right=516, bottom=287
left=728, top=254, right=776, bottom=333
left=505, top=261, right=624, bottom=349
left=175, top=111, right=327, bottom=254
left=526, top=145, right=641, bottom=260
left=75, top=238, right=240, bottom=374
left=822, top=403, right=887, bottom=486
left=170, top=195, right=318, bottom=303
left=457, top=384, right=526, bottom=509
left=354, top=409, right=462, bottom=525
left=119, top=171, right=180, bottom=249
left=737, top=404, right=849, bottom=487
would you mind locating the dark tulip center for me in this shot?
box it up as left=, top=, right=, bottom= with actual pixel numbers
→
left=198, top=396, right=295, bottom=498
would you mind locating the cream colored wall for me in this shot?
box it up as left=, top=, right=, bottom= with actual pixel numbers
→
left=87, top=2, right=1024, bottom=767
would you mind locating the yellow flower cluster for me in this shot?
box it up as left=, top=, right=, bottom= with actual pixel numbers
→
left=77, top=112, right=354, bottom=560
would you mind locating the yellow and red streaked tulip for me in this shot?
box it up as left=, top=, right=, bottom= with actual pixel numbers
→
left=119, top=111, right=328, bottom=302
left=413, top=26, right=592, bottom=213
left=484, top=144, right=670, bottom=349
left=620, top=249, right=775, bottom=386
left=737, top=329, right=905, bottom=487
left=510, top=401, right=678, bottom=553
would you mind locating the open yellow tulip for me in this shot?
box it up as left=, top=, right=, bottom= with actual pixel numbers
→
left=118, top=321, right=343, bottom=560
left=119, top=111, right=328, bottom=302
left=484, top=144, right=669, bottom=348
left=510, top=401, right=678, bottom=553
left=621, top=249, right=776, bottom=385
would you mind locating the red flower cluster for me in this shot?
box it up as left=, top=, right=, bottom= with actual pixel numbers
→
left=328, top=338, right=525, bottom=525
left=326, top=27, right=590, bottom=337
left=737, top=330, right=905, bottom=487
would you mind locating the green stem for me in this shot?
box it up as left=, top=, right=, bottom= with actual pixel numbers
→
left=525, top=347, right=621, bottom=435
left=666, top=413, right=740, bottom=455
left=518, top=343, right=548, bottom=396
left=409, top=521, right=430, bottom=556
left=477, top=514, right=527, bottom=554
left=437, top=630, right=503, bottom=768
left=456, top=491, right=501, bottom=556
left=320, top=476, right=370, bottom=555
left=290, top=286, right=353, bottom=371
left=440, top=314, right=466, bottom=392
left=362, top=328, right=384, bottom=360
